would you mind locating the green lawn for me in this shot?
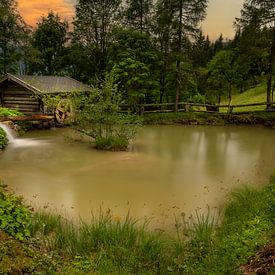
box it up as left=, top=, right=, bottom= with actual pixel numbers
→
left=220, top=82, right=269, bottom=112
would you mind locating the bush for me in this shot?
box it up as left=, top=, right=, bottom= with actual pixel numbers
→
left=0, top=107, right=22, bottom=117
left=73, top=74, right=141, bottom=151
left=0, top=184, right=31, bottom=240
left=0, top=128, right=7, bottom=150
left=95, top=136, right=129, bottom=151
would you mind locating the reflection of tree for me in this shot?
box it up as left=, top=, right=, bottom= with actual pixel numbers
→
left=136, top=126, right=275, bottom=186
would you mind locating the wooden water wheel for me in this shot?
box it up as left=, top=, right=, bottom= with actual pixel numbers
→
left=54, top=99, right=74, bottom=124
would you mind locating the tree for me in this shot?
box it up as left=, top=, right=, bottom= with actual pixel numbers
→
left=208, top=50, right=237, bottom=108
left=171, top=0, right=208, bottom=111
left=237, top=0, right=275, bottom=109
left=32, top=11, right=68, bottom=75
left=154, top=0, right=174, bottom=103
left=65, top=42, right=97, bottom=82
left=153, top=0, right=208, bottom=107
left=0, top=0, right=27, bottom=74
left=213, top=34, right=224, bottom=54
left=191, top=31, right=212, bottom=68
left=232, top=24, right=269, bottom=92
left=73, top=0, right=121, bottom=78
left=123, top=0, right=153, bottom=33
left=108, top=28, right=159, bottom=106
left=72, top=74, right=141, bottom=151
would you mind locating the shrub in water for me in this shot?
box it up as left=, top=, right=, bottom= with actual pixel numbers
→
left=72, top=73, right=141, bottom=151
left=95, top=136, right=129, bottom=151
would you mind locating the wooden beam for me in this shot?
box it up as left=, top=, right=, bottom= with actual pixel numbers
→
left=0, top=115, right=54, bottom=122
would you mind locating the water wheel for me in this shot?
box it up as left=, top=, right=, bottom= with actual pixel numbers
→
left=54, top=99, right=74, bottom=124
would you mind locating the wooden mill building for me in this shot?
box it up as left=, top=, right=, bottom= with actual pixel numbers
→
left=0, top=73, right=91, bottom=115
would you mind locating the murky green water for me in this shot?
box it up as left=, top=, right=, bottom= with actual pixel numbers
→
left=0, top=125, right=274, bottom=229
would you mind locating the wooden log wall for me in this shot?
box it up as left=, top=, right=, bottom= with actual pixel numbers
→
left=1, top=81, right=41, bottom=115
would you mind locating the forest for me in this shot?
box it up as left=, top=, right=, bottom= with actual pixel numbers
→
left=0, top=0, right=274, bottom=110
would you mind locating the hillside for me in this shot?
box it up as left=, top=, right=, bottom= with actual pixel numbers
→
left=220, top=82, right=271, bottom=112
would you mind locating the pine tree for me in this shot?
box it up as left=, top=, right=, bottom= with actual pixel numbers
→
left=123, top=0, right=153, bottom=33
left=171, top=0, right=208, bottom=110
left=0, top=0, right=27, bottom=74
left=73, top=0, right=122, bottom=78
left=237, top=0, right=275, bottom=109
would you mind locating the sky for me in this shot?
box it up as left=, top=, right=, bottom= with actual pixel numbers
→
left=17, top=0, right=245, bottom=40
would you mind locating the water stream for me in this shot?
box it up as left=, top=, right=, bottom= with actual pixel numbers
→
left=0, top=125, right=274, bottom=230
left=0, top=123, right=45, bottom=147
left=0, top=123, right=16, bottom=142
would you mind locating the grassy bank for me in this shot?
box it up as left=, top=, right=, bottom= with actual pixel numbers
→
left=0, top=177, right=274, bottom=274
left=142, top=111, right=275, bottom=127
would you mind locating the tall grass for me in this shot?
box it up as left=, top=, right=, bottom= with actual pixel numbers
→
left=28, top=178, right=274, bottom=273
left=31, top=210, right=166, bottom=273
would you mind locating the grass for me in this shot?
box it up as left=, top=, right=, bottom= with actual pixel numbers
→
left=143, top=110, right=275, bottom=127
left=0, top=177, right=274, bottom=273
left=220, top=82, right=271, bottom=112
left=30, top=210, right=167, bottom=273
left=142, top=111, right=225, bottom=125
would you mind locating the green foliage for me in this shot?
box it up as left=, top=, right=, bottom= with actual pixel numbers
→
left=108, top=28, right=159, bottom=105
left=32, top=11, right=68, bottom=75
left=0, top=184, right=31, bottom=240
left=36, top=93, right=64, bottom=114
left=73, top=74, right=142, bottom=150
left=0, top=107, right=22, bottom=117
left=73, top=0, right=122, bottom=78
left=0, top=127, right=7, bottom=150
left=95, top=136, right=129, bottom=151
left=0, top=0, right=28, bottom=74
left=208, top=50, right=238, bottom=105
left=123, top=0, right=153, bottom=32
left=178, top=179, right=275, bottom=274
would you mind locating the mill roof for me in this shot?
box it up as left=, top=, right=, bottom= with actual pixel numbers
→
left=0, top=73, right=92, bottom=94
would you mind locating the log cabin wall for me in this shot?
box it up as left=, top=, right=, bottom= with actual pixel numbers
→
left=1, top=80, right=41, bottom=115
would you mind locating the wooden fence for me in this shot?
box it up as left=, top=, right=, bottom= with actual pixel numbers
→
left=122, top=102, right=275, bottom=114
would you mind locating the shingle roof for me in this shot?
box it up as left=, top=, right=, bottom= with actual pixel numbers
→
left=0, top=74, right=92, bottom=94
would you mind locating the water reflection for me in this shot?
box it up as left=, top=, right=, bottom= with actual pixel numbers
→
left=0, top=126, right=274, bottom=229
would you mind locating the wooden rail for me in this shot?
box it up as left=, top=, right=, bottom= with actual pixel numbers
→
left=130, top=101, right=275, bottom=114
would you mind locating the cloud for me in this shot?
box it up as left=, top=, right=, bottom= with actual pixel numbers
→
left=18, top=0, right=75, bottom=26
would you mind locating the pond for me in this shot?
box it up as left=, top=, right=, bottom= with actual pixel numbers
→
left=0, top=125, right=274, bottom=230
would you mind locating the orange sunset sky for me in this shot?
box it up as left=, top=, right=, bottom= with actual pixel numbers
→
left=17, top=0, right=245, bottom=40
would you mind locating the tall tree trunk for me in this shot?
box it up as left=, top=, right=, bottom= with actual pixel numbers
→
left=159, top=60, right=166, bottom=104
left=3, top=46, right=7, bottom=74
left=266, top=25, right=275, bottom=110
left=175, top=0, right=183, bottom=112
left=227, top=82, right=232, bottom=113
left=140, top=0, right=143, bottom=33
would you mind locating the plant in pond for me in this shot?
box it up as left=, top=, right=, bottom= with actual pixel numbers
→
left=72, top=74, right=142, bottom=150
left=0, top=183, right=31, bottom=240
left=0, top=127, right=7, bottom=150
